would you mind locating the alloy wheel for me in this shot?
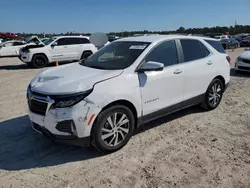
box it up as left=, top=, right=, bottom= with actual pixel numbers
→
left=101, top=112, right=130, bottom=147
left=208, top=82, right=222, bottom=107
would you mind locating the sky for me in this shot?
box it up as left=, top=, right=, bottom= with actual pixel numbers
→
left=1, top=0, right=250, bottom=33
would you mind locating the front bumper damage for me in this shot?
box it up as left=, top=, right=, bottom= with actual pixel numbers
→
left=28, top=98, right=101, bottom=147
left=32, top=122, right=91, bottom=147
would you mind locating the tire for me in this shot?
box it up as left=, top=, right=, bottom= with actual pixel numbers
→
left=91, top=105, right=135, bottom=152
left=31, top=54, right=48, bottom=68
left=201, top=79, right=224, bottom=110
left=26, top=62, right=33, bottom=68
left=81, top=51, right=92, bottom=60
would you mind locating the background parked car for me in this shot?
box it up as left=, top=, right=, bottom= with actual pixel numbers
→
left=0, top=40, right=27, bottom=57
left=19, top=36, right=98, bottom=68
left=235, top=49, right=250, bottom=72
left=0, top=36, right=42, bottom=57
left=233, top=33, right=249, bottom=42
left=220, top=38, right=240, bottom=49
left=214, top=35, right=232, bottom=40
left=240, top=36, right=250, bottom=47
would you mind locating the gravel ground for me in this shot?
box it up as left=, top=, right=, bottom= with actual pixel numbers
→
left=0, top=48, right=250, bottom=188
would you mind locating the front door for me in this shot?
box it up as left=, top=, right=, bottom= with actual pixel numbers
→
left=138, top=40, right=184, bottom=120
left=50, top=38, right=69, bottom=61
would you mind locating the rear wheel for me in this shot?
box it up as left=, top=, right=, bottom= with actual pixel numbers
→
left=31, top=54, right=48, bottom=68
left=91, top=105, right=135, bottom=152
left=201, top=79, right=224, bottom=110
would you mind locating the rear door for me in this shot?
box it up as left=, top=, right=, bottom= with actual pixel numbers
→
left=63, top=38, right=82, bottom=60
left=179, top=39, right=213, bottom=103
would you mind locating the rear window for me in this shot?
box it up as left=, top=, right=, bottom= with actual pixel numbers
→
left=205, top=40, right=226, bottom=54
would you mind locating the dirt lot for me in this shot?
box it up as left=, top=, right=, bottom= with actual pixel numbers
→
left=0, top=48, right=250, bottom=188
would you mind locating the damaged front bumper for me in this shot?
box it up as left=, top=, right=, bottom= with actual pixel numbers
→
left=28, top=98, right=101, bottom=147
left=32, top=122, right=91, bottom=147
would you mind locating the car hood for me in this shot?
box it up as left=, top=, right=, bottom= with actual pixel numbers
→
left=240, top=51, right=250, bottom=60
left=30, top=63, right=123, bottom=95
left=26, top=36, right=44, bottom=45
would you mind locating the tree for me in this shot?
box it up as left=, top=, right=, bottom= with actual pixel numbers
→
left=176, top=26, right=185, bottom=33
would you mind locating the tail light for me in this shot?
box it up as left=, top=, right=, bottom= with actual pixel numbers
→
left=226, top=56, right=231, bottom=64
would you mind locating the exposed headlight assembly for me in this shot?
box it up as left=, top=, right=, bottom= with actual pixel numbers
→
left=52, top=89, right=93, bottom=108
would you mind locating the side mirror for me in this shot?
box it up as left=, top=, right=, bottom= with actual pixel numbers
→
left=137, top=61, right=164, bottom=72
left=51, top=42, right=58, bottom=47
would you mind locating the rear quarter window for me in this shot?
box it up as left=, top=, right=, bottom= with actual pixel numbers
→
left=205, top=40, right=226, bottom=54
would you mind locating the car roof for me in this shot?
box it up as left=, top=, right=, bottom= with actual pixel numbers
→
left=55, top=35, right=89, bottom=39
left=3, top=40, right=24, bottom=43
left=118, top=35, right=217, bottom=43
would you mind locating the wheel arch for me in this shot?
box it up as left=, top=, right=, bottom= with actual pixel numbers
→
left=81, top=50, right=93, bottom=59
left=213, top=75, right=226, bottom=90
left=90, top=99, right=139, bottom=137
left=32, top=53, right=49, bottom=62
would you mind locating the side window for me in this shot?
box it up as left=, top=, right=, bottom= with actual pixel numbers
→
left=57, top=38, right=67, bottom=46
left=79, top=38, right=90, bottom=44
left=13, top=42, right=24, bottom=46
left=180, top=39, right=204, bottom=62
left=145, top=40, right=178, bottom=67
left=199, top=42, right=210, bottom=57
left=67, top=38, right=80, bottom=45
left=204, top=40, right=226, bottom=54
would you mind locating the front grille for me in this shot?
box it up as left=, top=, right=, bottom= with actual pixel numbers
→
left=29, top=99, right=48, bottom=115
left=238, top=66, right=250, bottom=71
left=241, top=58, right=250, bottom=64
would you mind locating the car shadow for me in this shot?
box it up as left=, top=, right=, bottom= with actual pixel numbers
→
left=0, top=61, right=76, bottom=70
left=135, top=105, right=204, bottom=135
left=230, top=68, right=250, bottom=78
left=0, top=106, right=204, bottom=171
left=0, top=115, right=102, bottom=171
left=0, top=64, right=29, bottom=70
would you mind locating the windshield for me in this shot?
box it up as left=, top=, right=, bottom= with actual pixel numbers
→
left=43, top=37, right=56, bottom=45
left=221, top=39, right=229, bottom=42
left=80, top=41, right=150, bottom=70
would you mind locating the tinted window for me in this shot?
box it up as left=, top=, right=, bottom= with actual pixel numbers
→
left=13, top=41, right=24, bottom=46
left=200, top=42, right=210, bottom=57
left=205, top=40, right=226, bottom=54
left=79, top=38, right=90, bottom=44
left=180, top=39, right=204, bottom=62
left=57, top=38, right=67, bottom=46
left=145, top=40, right=178, bottom=67
left=65, top=38, right=80, bottom=45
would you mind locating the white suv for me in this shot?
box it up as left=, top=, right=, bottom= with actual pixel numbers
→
left=19, top=36, right=97, bottom=68
left=27, top=35, right=230, bottom=152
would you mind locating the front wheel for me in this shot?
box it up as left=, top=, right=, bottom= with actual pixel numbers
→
left=91, top=105, right=135, bottom=152
left=201, top=79, right=224, bottom=110
left=81, top=51, right=92, bottom=60
left=31, top=54, right=48, bottom=68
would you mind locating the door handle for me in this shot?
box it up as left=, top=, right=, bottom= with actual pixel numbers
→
left=207, top=61, right=213, bottom=65
left=174, top=69, right=182, bottom=74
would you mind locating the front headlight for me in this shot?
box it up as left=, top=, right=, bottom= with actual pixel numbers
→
left=52, top=89, right=93, bottom=108
left=237, top=57, right=242, bottom=62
